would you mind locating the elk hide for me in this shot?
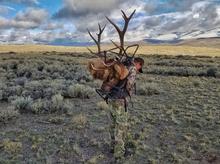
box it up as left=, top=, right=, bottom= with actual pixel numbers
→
left=88, top=58, right=129, bottom=81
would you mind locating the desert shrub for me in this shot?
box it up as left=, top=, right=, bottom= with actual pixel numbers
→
left=50, top=80, right=68, bottom=90
left=49, top=94, right=72, bottom=113
left=87, top=80, right=101, bottom=88
left=22, top=80, right=70, bottom=101
left=23, top=80, right=50, bottom=100
left=48, top=116, right=65, bottom=124
left=64, top=72, right=75, bottom=80
left=0, top=63, right=8, bottom=71
left=192, top=79, right=202, bottom=87
left=96, top=101, right=109, bottom=110
left=71, top=113, right=87, bottom=129
left=137, top=83, right=160, bottom=96
left=6, top=71, right=16, bottom=80
left=51, top=72, right=61, bottom=79
left=51, top=94, right=64, bottom=110
left=75, top=70, right=93, bottom=82
left=31, top=71, right=48, bottom=80
left=37, top=62, right=44, bottom=72
left=45, top=64, right=60, bottom=73
left=17, top=63, right=36, bottom=79
left=1, top=86, right=23, bottom=102
left=0, top=107, right=20, bottom=123
left=31, top=99, right=45, bottom=114
left=207, top=67, right=217, bottom=77
left=67, top=84, right=95, bottom=99
left=87, top=154, right=105, bottom=164
left=12, top=96, right=33, bottom=113
left=12, top=94, right=72, bottom=114
left=0, top=139, right=22, bottom=154
left=147, top=66, right=209, bottom=77
left=216, top=72, right=220, bottom=78
left=9, top=61, right=18, bottom=70
left=0, top=67, right=5, bottom=73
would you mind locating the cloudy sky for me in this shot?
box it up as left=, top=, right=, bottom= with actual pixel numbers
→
left=0, top=0, right=220, bottom=44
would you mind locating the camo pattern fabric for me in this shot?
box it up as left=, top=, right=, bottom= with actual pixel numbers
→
left=126, top=66, right=137, bottom=96
left=108, top=100, right=128, bottom=160
left=108, top=65, right=137, bottom=160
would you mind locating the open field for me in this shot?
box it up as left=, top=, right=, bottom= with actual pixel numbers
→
left=0, top=51, right=220, bottom=163
left=178, top=38, right=220, bottom=49
left=1, top=44, right=220, bottom=57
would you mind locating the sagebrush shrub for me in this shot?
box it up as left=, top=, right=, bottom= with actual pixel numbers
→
left=0, top=107, right=20, bottom=123
left=12, top=96, right=33, bottom=113
left=72, top=113, right=87, bottom=129
left=1, top=139, right=22, bottom=154
left=96, top=101, right=109, bottom=110
left=51, top=94, right=64, bottom=110
left=31, top=99, right=44, bottom=114
left=49, top=94, right=72, bottom=113
left=138, top=83, right=160, bottom=96
left=67, top=84, right=94, bottom=99
left=207, top=67, right=217, bottom=77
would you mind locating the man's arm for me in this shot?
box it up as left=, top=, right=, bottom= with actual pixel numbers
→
left=126, top=66, right=137, bottom=96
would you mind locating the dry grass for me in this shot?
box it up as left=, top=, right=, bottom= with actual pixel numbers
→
left=1, top=44, right=220, bottom=57
left=0, top=52, right=219, bottom=163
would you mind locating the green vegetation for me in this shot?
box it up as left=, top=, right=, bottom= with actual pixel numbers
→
left=0, top=52, right=219, bottom=163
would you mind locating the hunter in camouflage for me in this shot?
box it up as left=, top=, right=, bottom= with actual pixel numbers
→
left=108, top=57, right=144, bottom=162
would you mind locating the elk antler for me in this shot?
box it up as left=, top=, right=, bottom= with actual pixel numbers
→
left=106, top=10, right=136, bottom=56
left=87, top=24, right=106, bottom=56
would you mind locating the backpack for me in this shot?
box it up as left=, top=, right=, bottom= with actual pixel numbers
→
left=96, top=66, right=134, bottom=112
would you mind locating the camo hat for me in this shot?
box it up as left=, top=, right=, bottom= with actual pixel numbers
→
left=134, top=57, right=144, bottom=73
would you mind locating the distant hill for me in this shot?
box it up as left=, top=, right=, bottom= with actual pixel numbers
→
left=142, top=37, right=220, bottom=48
left=48, top=39, right=94, bottom=47
left=143, top=27, right=220, bottom=48
left=177, top=37, right=220, bottom=48
left=144, top=38, right=182, bottom=44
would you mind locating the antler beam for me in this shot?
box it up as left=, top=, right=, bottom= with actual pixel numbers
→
left=87, top=24, right=106, bottom=55
left=106, top=10, right=136, bottom=56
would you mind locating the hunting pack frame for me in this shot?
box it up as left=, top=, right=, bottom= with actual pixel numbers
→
left=87, top=9, right=139, bottom=103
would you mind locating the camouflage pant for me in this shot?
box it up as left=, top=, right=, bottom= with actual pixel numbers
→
left=108, top=99, right=128, bottom=159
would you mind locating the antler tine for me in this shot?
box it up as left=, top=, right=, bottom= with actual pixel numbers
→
left=87, top=48, right=93, bottom=54
left=106, top=10, right=136, bottom=56
left=98, top=23, right=106, bottom=34
left=105, top=16, right=121, bottom=35
left=88, top=29, right=101, bottom=54
left=121, top=9, right=136, bottom=33
left=121, top=9, right=136, bottom=20
left=87, top=29, right=98, bottom=45
left=87, top=24, right=106, bottom=54
left=110, top=40, right=122, bottom=51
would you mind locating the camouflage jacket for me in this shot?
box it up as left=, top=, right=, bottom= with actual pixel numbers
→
left=108, top=64, right=137, bottom=106
left=126, top=64, right=137, bottom=96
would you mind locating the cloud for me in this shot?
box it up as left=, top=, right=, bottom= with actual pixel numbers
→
left=15, top=8, right=48, bottom=24
left=1, top=0, right=220, bottom=44
left=0, top=5, right=15, bottom=15
left=0, top=29, right=34, bottom=44
left=0, top=0, right=39, bottom=5
left=54, top=0, right=126, bottom=19
left=53, top=0, right=142, bottom=33
left=41, top=22, right=64, bottom=31
left=0, top=8, right=48, bottom=29
left=142, top=1, right=220, bottom=36
left=144, top=0, right=203, bottom=15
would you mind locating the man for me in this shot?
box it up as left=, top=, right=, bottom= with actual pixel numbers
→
left=108, top=57, right=144, bottom=162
